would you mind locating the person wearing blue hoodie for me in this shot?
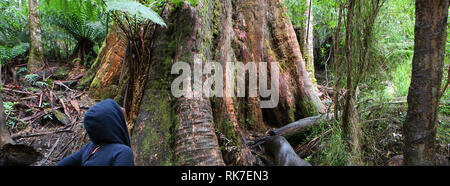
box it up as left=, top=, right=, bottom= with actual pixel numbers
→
left=56, top=99, right=134, bottom=166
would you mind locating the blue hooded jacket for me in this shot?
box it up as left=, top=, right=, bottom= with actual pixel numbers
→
left=56, top=99, right=134, bottom=166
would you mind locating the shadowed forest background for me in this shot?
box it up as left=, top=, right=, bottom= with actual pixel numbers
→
left=0, top=0, right=448, bottom=166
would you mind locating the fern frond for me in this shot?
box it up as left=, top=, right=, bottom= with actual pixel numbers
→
left=106, top=0, right=166, bottom=27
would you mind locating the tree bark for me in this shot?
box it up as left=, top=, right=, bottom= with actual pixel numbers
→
left=172, top=2, right=225, bottom=165
left=333, top=4, right=343, bottom=118
left=126, top=0, right=324, bottom=166
left=88, top=25, right=128, bottom=100
left=266, top=0, right=325, bottom=118
left=131, top=3, right=224, bottom=166
left=340, top=0, right=383, bottom=165
left=303, top=0, right=316, bottom=86
left=403, top=0, right=449, bottom=166
left=27, top=0, right=44, bottom=72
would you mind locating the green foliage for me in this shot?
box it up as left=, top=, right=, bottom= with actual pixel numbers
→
left=46, top=13, right=105, bottom=45
left=106, top=0, right=166, bottom=27
left=307, top=120, right=352, bottom=165
left=24, top=73, right=39, bottom=84
left=437, top=116, right=449, bottom=145
left=0, top=43, right=30, bottom=64
left=42, top=0, right=106, bottom=44
left=3, top=101, right=25, bottom=130
left=376, top=0, right=415, bottom=97
left=35, top=81, right=49, bottom=88
left=313, top=0, right=340, bottom=39
left=0, top=0, right=29, bottom=64
left=17, top=67, right=29, bottom=74
left=284, top=0, right=307, bottom=28
left=3, top=101, right=17, bottom=116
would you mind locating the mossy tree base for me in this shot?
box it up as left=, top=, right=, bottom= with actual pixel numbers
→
left=88, top=26, right=128, bottom=100
left=93, top=0, right=324, bottom=166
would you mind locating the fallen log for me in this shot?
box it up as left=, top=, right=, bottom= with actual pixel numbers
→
left=269, top=113, right=334, bottom=137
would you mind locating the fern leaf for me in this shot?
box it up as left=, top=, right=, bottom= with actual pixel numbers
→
left=106, top=0, right=166, bottom=27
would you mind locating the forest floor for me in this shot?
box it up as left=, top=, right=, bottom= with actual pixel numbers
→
left=2, top=60, right=449, bottom=166
left=2, top=60, right=97, bottom=165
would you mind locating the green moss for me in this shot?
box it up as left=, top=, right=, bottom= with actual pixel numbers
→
left=46, top=108, right=70, bottom=125
left=218, top=116, right=241, bottom=147
left=79, top=69, right=96, bottom=87
left=304, top=54, right=317, bottom=86
left=102, top=85, right=119, bottom=100
left=53, top=66, right=70, bottom=80
left=27, top=46, right=43, bottom=71
left=198, top=0, right=215, bottom=59
left=299, top=98, right=319, bottom=117
left=288, top=104, right=296, bottom=121
left=140, top=123, right=156, bottom=161
left=246, top=115, right=258, bottom=130
left=134, top=77, right=177, bottom=165
left=89, top=74, right=102, bottom=88
left=94, top=39, right=107, bottom=67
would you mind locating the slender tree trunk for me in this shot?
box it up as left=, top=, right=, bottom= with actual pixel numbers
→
left=340, top=0, right=383, bottom=165
left=303, top=0, right=316, bottom=86
left=403, top=0, right=449, bottom=166
left=341, top=0, right=355, bottom=137
left=333, top=4, right=343, bottom=119
left=27, top=0, right=43, bottom=72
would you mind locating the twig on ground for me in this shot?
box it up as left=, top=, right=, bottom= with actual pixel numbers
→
left=11, top=129, right=72, bottom=140
left=59, top=98, right=72, bottom=121
left=38, top=137, right=60, bottom=166
left=54, top=135, right=76, bottom=159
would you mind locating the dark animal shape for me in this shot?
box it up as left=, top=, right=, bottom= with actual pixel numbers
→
left=0, top=144, right=40, bottom=166
left=263, top=136, right=311, bottom=166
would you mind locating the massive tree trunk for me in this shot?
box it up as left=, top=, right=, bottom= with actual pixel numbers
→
left=101, top=0, right=323, bottom=166
left=27, top=0, right=44, bottom=72
left=131, top=3, right=224, bottom=166
left=403, top=0, right=449, bottom=166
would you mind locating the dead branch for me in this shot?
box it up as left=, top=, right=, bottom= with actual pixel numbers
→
left=2, top=87, right=34, bottom=95
left=38, top=137, right=60, bottom=166
left=269, top=113, right=334, bottom=137
left=11, top=129, right=72, bottom=140
left=59, top=98, right=71, bottom=121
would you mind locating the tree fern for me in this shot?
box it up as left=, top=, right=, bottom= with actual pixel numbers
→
left=42, top=0, right=106, bottom=41
left=40, top=0, right=106, bottom=63
left=106, top=0, right=166, bottom=27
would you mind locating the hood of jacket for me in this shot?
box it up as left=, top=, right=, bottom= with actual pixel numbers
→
left=83, top=99, right=130, bottom=146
